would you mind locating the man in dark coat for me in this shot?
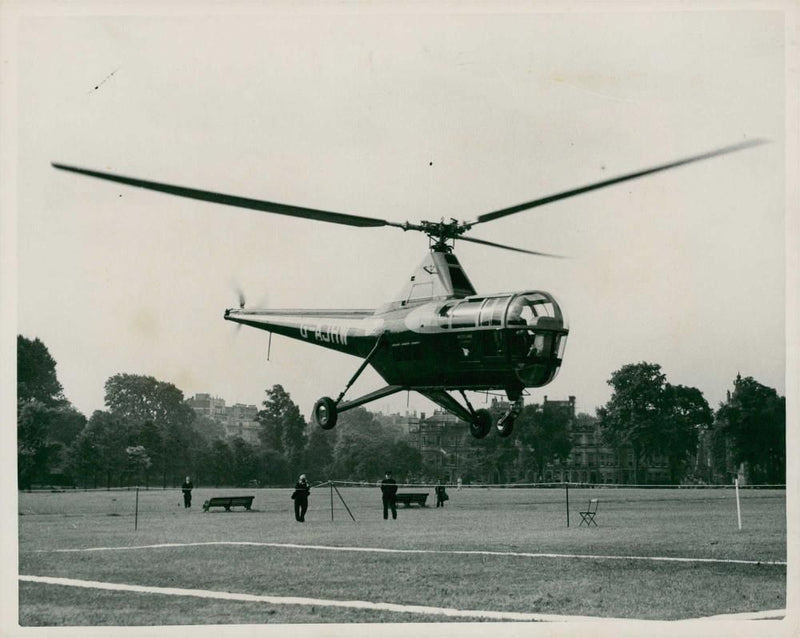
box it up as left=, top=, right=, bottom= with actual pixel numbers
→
left=380, top=471, right=398, bottom=520
left=292, top=474, right=310, bottom=522
left=181, top=476, right=193, bottom=508
left=435, top=478, right=448, bottom=507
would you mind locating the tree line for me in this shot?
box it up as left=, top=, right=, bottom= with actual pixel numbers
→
left=17, top=335, right=785, bottom=489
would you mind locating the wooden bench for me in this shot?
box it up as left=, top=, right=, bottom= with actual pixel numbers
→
left=202, top=495, right=254, bottom=512
left=394, top=492, right=428, bottom=507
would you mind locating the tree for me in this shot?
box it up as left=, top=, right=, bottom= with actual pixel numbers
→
left=65, top=426, right=101, bottom=489
left=193, top=415, right=226, bottom=442
left=258, top=448, right=291, bottom=486
left=516, top=402, right=573, bottom=481
left=104, top=374, right=196, bottom=486
left=660, top=384, right=711, bottom=483
left=258, top=385, right=307, bottom=470
left=67, top=410, right=131, bottom=489
left=715, top=375, right=785, bottom=484
left=304, top=427, right=337, bottom=479
left=131, top=420, right=163, bottom=487
left=460, top=431, right=518, bottom=484
left=46, top=407, right=87, bottom=447
left=598, top=362, right=666, bottom=483
left=599, top=362, right=713, bottom=484
left=17, top=401, right=60, bottom=489
left=228, top=437, right=261, bottom=486
left=105, top=374, right=195, bottom=429
left=17, top=336, right=87, bottom=488
left=386, top=439, right=422, bottom=479
left=125, top=445, right=152, bottom=486
left=17, top=335, right=65, bottom=406
left=206, top=439, right=235, bottom=487
left=330, top=408, right=403, bottom=480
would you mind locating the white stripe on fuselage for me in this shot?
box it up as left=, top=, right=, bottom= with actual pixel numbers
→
left=232, top=312, right=385, bottom=345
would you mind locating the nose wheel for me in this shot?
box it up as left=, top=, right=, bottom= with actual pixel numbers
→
left=496, top=413, right=515, bottom=437
left=495, top=398, right=523, bottom=438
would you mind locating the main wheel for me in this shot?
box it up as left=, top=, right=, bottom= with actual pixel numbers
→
left=469, top=409, right=492, bottom=439
left=496, top=414, right=515, bottom=437
left=313, top=396, right=338, bottom=429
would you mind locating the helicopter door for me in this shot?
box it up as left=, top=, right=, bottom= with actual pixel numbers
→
left=455, top=332, right=481, bottom=362
left=480, top=329, right=506, bottom=359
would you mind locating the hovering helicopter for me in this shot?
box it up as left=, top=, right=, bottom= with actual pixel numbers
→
left=52, top=138, right=765, bottom=438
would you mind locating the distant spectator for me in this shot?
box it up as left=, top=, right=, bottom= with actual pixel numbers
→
left=291, top=474, right=310, bottom=522
left=435, top=479, right=448, bottom=507
left=181, top=476, right=193, bottom=508
left=380, top=471, right=398, bottom=520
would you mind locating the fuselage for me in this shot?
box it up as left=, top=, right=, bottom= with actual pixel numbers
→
left=224, top=289, right=568, bottom=399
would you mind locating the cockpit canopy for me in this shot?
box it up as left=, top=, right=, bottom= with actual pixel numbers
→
left=437, top=291, right=568, bottom=387
left=437, top=291, right=568, bottom=332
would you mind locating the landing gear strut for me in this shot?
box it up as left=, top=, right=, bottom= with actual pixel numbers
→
left=495, top=398, right=523, bottom=438
left=312, top=334, right=403, bottom=430
left=419, top=389, right=500, bottom=439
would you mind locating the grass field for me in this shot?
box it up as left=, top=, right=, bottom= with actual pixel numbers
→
left=16, top=485, right=787, bottom=627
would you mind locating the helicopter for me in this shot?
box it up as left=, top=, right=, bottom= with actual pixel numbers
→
left=52, top=138, right=765, bottom=438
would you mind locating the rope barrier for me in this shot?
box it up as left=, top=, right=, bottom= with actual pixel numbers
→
left=325, top=480, right=785, bottom=490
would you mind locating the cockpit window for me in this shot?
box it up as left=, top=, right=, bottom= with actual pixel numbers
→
left=507, top=293, right=557, bottom=326
left=479, top=297, right=506, bottom=326
left=450, top=298, right=484, bottom=329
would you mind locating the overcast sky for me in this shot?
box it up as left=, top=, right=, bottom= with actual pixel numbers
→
left=5, top=2, right=793, bottom=424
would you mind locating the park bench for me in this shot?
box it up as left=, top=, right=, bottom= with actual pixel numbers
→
left=202, top=495, right=255, bottom=512
left=394, top=492, right=428, bottom=507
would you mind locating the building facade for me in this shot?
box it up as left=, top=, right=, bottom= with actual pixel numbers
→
left=409, top=409, right=465, bottom=483
left=186, top=393, right=261, bottom=444
left=405, top=395, right=672, bottom=485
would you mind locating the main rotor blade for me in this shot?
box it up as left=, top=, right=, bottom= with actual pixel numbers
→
left=471, top=138, right=768, bottom=225
left=51, top=163, right=402, bottom=229
left=458, top=235, right=565, bottom=258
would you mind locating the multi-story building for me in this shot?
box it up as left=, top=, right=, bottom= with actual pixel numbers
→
left=539, top=395, right=669, bottom=485
left=186, top=393, right=261, bottom=444
left=404, top=394, right=671, bottom=485
left=186, top=393, right=227, bottom=421
left=410, top=409, right=465, bottom=483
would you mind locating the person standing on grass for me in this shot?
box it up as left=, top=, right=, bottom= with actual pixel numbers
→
left=380, top=471, right=398, bottom=520
left=435, top=478, right=448, bottom=507
left=292, top=474, right=310, bottom=522
left=181, top=476, right=193, bottom=508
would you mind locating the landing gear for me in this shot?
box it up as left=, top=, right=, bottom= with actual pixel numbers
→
left=313, top=397, right=338, bottom=430
left=313, top=334, right=400, bottom=431
left=495, top=397, right=523, bottom=438
left=469, top=409, right=492, bottom=439
left=496, top=413, right=515, bottom=437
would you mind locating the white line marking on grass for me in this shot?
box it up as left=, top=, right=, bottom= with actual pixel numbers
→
left=18, top=575, right=786, bottom=623
left=37, top=541, right=787, bottom=566
left=697, top=609, right=786, bottom=621
left=18, top=574, right=608, bottom=622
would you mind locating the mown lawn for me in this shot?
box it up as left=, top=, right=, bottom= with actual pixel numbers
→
left=16, top=486, right=787, bottom=625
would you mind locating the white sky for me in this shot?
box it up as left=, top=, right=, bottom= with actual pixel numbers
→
left=5, top=2, right=794, bottom=424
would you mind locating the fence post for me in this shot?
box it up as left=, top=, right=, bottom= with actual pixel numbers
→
left=135, top=487, right=139, bottom=531
left=565, top=482, right=570, bottom=528
left=735, top=478, right=742, bottom=530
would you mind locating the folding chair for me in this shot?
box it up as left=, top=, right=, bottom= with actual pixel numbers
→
left=579, top=498, right=599, bottom=526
